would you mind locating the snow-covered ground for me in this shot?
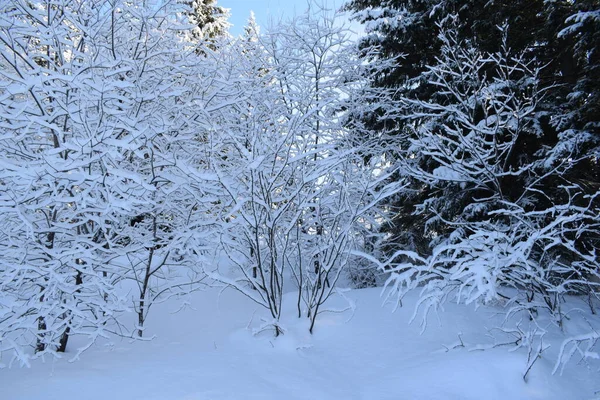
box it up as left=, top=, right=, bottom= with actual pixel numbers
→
left=1, top=287, right=597, bottom=400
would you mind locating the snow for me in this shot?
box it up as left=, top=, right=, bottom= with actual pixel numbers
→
left=432, top=165, right=464, bottom=182
left=1, top=287, right=597, bottom=400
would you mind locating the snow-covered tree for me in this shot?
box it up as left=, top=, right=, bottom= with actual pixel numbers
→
left=0, top=0, right=217, bottom=363
left=205, top=4, right=399, bottom=335
left=100, top=2, right=215, bottom=338
left=266, top=5, right=399, bottom=331
left=0, top=0, right=133, bottom=363
left=182, top=0, right=231, bottom=46
left=344, top=0, right=599, bottom=264
left=378, top=21, right=600, bottom=354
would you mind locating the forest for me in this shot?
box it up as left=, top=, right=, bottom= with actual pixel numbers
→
left=0, top=0, right=599, bottom=392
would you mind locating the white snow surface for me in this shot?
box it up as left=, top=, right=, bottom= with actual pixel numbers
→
left=1, top=287, right=597, bottom=400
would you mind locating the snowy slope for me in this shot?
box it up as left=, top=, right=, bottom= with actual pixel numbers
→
left=1, top=287, right=597, bottom=400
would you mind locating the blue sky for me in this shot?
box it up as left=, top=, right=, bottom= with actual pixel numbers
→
left=220, top=0, right=348, bottom=36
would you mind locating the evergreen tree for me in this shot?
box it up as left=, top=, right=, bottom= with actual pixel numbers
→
left=243, top=11, right=260, bottom=42
left=183, top=0, right=231, bottom=43
left=344, top=0, right=600, bottom=263
left=347, top=1, right=600, bottom=360
left=551, top=1, right=600, bottom=186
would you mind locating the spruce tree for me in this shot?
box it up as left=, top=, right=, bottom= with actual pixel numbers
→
left=183, top=0, right=230, bottom=45
left=344, top=0, right=600, bottom=262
